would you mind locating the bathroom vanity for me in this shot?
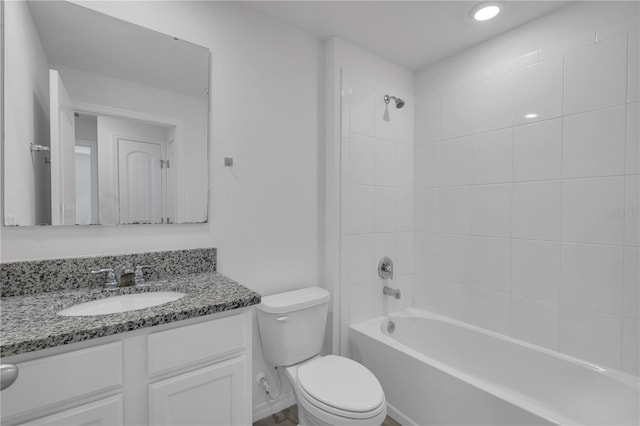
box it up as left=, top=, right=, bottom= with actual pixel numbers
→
left=0, top=249, right=260, bottom=426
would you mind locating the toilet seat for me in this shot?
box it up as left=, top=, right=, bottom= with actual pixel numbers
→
left=295, top=355, right=386, bottom=420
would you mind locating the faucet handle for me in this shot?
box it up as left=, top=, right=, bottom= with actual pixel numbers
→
left=378, top=257, right=394, bottom=280
left=134, top=264, right=151, bottom=284
left=91, top=268, right=117, bottom=287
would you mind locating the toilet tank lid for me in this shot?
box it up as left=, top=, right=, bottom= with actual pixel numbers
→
left=257, top=287, right=330, bottom=314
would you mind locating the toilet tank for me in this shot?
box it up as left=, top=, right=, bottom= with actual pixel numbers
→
left=256, top=287, right=330, bottom=367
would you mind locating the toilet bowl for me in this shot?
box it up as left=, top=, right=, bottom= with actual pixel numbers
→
left=256, top=287, right=387, bottom=426
left=286, top=356, right=387, bottom=426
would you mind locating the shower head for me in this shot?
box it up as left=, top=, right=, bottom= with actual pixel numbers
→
left=384, top=94, right=405, bottom=109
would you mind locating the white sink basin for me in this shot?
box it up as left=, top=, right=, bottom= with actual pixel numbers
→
left=58, top=291, right=186, bottom=316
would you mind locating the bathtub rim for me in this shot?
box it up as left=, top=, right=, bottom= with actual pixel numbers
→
left=350, top=307, right=639, bottom=426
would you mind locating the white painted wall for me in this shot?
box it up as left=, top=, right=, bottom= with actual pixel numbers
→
left=3, top=1, right=50, bottom=226
left=324, top=38, right=414, bottom=355
left=1, top=1, right=323, bottom=419
left=413, top=1, right=639, bottom=375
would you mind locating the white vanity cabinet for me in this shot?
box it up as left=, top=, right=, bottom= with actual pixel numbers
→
left=0, top=309, right=252, bottom=426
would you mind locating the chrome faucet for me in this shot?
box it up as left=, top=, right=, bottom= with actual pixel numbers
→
left=91, top=264, right=151, bottom=288
left=378, top=257, right=401, bottom=299
left=91, top=268, right=118, bottom=288
left=383, top=286, right=401, bottom=299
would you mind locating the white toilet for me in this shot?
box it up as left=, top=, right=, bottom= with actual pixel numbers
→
left=256, top=287, right=387, bottom=426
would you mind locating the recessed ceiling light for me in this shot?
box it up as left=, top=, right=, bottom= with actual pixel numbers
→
left=524, top=113, right=538, bottom=119
left=472, top=3, right=501, bottom=21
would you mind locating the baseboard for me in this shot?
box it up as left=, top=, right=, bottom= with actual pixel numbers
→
left=252, top=392, right=296, bottom=423
left=386, top=401, right=416, bottom=426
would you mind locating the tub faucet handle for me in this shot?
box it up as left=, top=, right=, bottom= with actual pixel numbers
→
left=378, top=257, right=394, bottom=280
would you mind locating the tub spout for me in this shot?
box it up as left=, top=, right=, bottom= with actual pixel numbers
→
left=383, top=286, right=401, bottom=299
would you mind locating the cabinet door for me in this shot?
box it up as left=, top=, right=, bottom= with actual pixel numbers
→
left=149, top=356, right=248, bottom=426
left=18, top=395, right=123, bottom=426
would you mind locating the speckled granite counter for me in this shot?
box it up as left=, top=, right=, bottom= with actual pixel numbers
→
left=0, top=272, right=261, bottom=357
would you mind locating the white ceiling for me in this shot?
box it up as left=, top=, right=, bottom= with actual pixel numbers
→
left=243, top=1, right=569, bottom=71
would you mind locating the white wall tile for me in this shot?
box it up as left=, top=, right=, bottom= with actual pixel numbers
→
left=471, top=236, right=511, bottom=292
left=563, top=106, right=627, bottom=178
left=374, top=233, right=396, bottom=269
left=564, top=34, right=628, bottom=115
left=441, top=86, right=474, bottom=140
left=513, top=56, right=563, bottom=125
left=473, top=72, right=514, bottom=132
left=396, top=188, right=414, bottom=232
left=350, top=80, right=376, bottom=136
left=395, top=232, right=414, bottom=277
left=396, top=143, right=414, bottom=188
left=414, top=275, right=438, bottom=312
left=513, top=119, right=562, bottom=182
left=415, top=93, right=441, bottom=143
left=627, top=103, right=639, bottom=175
left=374, top=139, right=396, bottom=186
left=348, top=234, right=374, bottom=285
left=414, top=232, right=439, bottom=277
left=510, top=296, right=559, bottom=350
left=396, top=93, right=414, bottom=145
left=562, top=177, right=625, bottom=245
left=539, top=28, right=595, bottom=62
left=626, top=175, right=639, bottom=246
left=440, top=136, right=473, bottom=186
left=374, top=187, right=395, bottom=233
left=622, top=317, right=639, bottom=375
left=512, top=181, right=562, bottom=241
left=471, top=183, right=512, bottom=237
left=439, top=234, right=471, bottom=284
left=561, top=243, right=624, bottom=315
left=470, top=287, right=510, bottom=334
left=414, top=142, right=440, bottom=188
left=349, top=133, right=374, bottom=185
left=386, top=275, right=413, bottom=313
left=559, top=306, right=622, bottom=369
left=439, top=186, right=472, bottom=234
left=349, top=282, right=373, bottom=324
left=349, top=184, right=374, bottom=235
left=623, top=247, right=639, bottom=319
left=512, top=239, right=561, bottom=302
left=473, top=128, right=513, bottom=184
left=414, top=188, right=439, bottom=233
left=376, top=99, right=400, bottom=144
left=438, top=279, right=471, bottom=321
left=629, top=30, right=639, bottom=103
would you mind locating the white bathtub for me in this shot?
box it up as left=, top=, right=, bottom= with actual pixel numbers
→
left=350, top=308, right=639, bottom=426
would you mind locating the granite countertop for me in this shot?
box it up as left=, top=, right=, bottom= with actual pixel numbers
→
left=0, top=272, right=261, bottom=357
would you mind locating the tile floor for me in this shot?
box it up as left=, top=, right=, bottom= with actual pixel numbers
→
left=252, top=405, right=401, bottom=426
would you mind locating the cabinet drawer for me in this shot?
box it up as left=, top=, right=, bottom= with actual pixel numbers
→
left=1, top=342, right=122, bottom=419
left=18, top=394, right=123, bottom=426
left=148, top=313, right=248, bottom=376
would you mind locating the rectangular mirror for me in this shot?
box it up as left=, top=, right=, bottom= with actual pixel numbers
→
left=3, top=0, right=209, bottom=226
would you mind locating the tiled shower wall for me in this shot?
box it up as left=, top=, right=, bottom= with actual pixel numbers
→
left=340, top=72, right=414, bottom=336
left=413, top=12, right=639, bottom=374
